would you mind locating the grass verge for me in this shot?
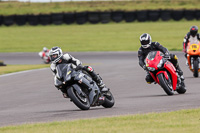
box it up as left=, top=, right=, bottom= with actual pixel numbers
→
left=0, top=0, right=200, bottom=15
left=0, top=64, right=49, bottom=75
left=0, top=20, right=198, bottom=52
left=1, top=108, right=200, bottom=133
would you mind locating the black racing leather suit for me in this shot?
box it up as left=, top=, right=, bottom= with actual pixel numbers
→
left=138, top=42, right=169, bottom=68
left=138, top=42, right=183, bottom=83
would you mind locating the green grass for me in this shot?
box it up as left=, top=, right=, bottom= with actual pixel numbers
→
left=0, top=64, right=49, bottom=75
left=0, top=0, right=200, bottom=15
left=0, top=20, right=198, bottom=52
left=1, top=108, right=200, bottom=133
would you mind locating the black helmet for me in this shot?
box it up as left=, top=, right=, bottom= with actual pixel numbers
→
left=140, top=33, right=152, bottom=48
left=190, top=26, right=198, bottom=37
left=49, top=46, right=63, bottom=63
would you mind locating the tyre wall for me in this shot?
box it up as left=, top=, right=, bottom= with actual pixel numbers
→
left=0, top=9, right=199, bottom=26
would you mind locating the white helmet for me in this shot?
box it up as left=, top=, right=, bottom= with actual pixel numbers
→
left=43, top=47, right=48, bottom=52
left=140, top=33, right=152, bottom=48
left=49, top=46, right=63, bottom=63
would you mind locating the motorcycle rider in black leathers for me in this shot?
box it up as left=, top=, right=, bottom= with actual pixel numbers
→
left=49, top=46, right=107, bottom=98
left=138, top=33, right=184, bottom=84
left=183, top=26, right=200, bottom=65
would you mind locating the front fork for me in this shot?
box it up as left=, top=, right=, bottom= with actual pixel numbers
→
left=151, top=70, right=177, bottom=91
left=188, top=56, right=200, bottom=69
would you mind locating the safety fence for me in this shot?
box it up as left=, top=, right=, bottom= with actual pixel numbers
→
left=0, top=9, right=199, bottom=26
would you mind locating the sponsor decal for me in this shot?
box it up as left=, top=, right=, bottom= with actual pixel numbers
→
left=67, top=71, right=71, bottom=75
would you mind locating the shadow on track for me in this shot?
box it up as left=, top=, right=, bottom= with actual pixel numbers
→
left=36, top=107, right=110, bottom=114
left=129, top=94, right=179, bottom=99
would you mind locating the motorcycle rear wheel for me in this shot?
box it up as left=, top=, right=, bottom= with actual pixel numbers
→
left=102, top=91, right=115, bottom=108
left=157, top=73, right=174, bottom=95
left=67, top=86, right=90, bottom=110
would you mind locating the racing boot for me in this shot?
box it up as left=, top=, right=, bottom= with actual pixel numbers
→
left=145, top=71, right=154, bottom=84
left=97, top=80, right=109, bottom=92
left=175, top=64, right=184, bottom=81
left=95, top=74, right=110, bottom=92
left=60, top=88, right=68, bottom=98
left=62, top=93, right=68, bottom=98
left=186, top=60, right=188, bottom=66
left=84, top=66, right=108, bottom=92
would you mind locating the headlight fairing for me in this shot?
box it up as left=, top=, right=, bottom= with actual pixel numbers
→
left=157, top=59, right=164, bottom=68
left=147, top=67, right=155, bottom=71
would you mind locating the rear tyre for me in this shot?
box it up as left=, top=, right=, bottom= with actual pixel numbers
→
left=157, top=73, right=174, bottom=95
left=193, top=59, right=199, bottom=77
left=67, top=86, right=90, bottom=110
left=102, top=91, right=115, bottom=108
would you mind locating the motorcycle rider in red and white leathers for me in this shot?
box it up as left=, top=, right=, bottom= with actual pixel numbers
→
left=49, top=46, right=107, bottom=98
left=183, top=26, right=200, bottom=65
left=138, top=33, right=184, bottom=84
left=39, top=47, right=50, bottom=62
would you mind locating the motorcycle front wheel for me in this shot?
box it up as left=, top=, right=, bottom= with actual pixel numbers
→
left=157, top=73, right=174, bottom=95
left=193, top=58, right=199, bottom=77
left=67, top=86, right=90, bottom=110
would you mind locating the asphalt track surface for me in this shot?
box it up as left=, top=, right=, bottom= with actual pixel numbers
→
left=0, top=52, right=200, bottom=127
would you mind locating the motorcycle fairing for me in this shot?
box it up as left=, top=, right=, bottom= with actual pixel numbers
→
left=74, top=72, right=100, bottom=105
left=148, top=55, right=177, bottom=91
left=146, top=51, right=163, bottom=71
left=162, top=61, right=177, bottom=90
left=187, top=42, right=200, bottom=72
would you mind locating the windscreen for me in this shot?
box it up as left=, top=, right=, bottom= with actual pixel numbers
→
left=56, top=64, right=70, bottom=81
left=146, top=51, right=157, bottom=60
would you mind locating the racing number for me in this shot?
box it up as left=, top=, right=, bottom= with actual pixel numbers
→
left=192, top=45, right=197, bottom=49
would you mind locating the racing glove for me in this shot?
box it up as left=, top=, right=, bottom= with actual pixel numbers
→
left=143, top=65, right=147, bottom=70
left=164, top=52, right=171, bottom=59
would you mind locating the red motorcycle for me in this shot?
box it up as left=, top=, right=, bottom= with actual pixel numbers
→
left=145, top=51, right=186, bottom=95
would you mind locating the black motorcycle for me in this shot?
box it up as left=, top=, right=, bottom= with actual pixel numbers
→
left=54, top=63, right=115, bottom=110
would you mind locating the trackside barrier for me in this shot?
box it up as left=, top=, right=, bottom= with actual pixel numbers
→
left=51, top=13, right=63, bottom=25
left=0, top=16, right=3, bottom=25
left=111, top=11, right=124, bottom=23
left=100, top=12, right=111, bottom=23
left=88, top=12, right=100, bottom=24
left=160, top=10, right=171, bottom=21
left=63, top=13, right=75, bottom=24
left=27, top=15, right=39, bottom=25
left=171, top=10, right=184, bottom=21
left=124, top=11, right=136, bottom=22
left=0, top=9, right=200, bottom=26
left=76, top=12, right=88, bottom=24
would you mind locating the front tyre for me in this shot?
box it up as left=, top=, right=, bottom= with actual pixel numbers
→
left=193, top=59, right=199, bottom=77
left=157, top=73, right=174, bottom=95
left=102, top=91, right=115, bottom=108
left=67, top=86, right=90, bottom=110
